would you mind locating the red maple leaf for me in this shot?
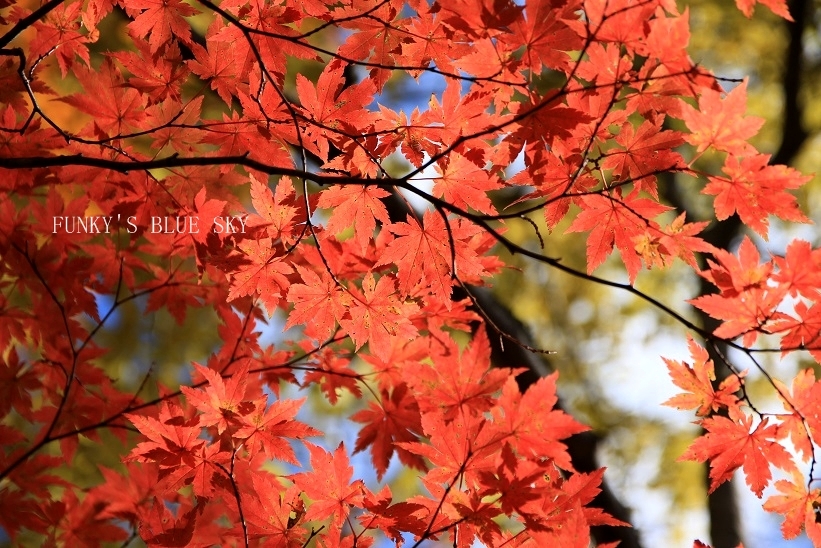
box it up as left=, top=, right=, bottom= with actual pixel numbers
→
left=377, top=210, right=490, bottom=301
left=691, top=237, right=788, bottom=345
left=92, top=463, right=159, bottom=521
left=234, top=397, right=320, bottom=463
left=136, top=497, right=199, bottom=547
left=476, top=448, right=546, bottom=521
left=317, top=184, right=391, bottom=252
left=535, top=468, right=629, bottom=534
left=335, top=0, right=407, bottom=90
left=509, top=149, right=597, bottom=229
left=771, top=302, right=821, bottom=363
left=125, top=405, right=230, bottom=497
left=773, top=239, right=821, bottom=300
left=163, top=441, right=228, bottom=498
left=187, top=18, right=250, bottom=105
left=658, top=212, right=715, bottom=269
left=509, top=0, right=581, bottom=74
left=351, top=382, right=426, bottom=480
left=407, top=329, right=514, bottom=422
left=142, top=97, right=204, bottom=155
left=227, top=238, right=293, bottom=313
left=494, top=374, right=588, bottom=471
left=634, top=7, right=695, bottom=83
left=110, top=41, right=189, bottom=104
left=339, top=272, right=418, bottom=361
left=399, top=8, right=468, bottom=76
left=576, top=0, right=658, bottom=48
left=507, top=95, right=594, bottom=155
left=201, top=99, right=295, bottom=170
left=419, top=80, right=496, bottom=154
left=57, top=58, right=146, bottom=136
left=433, top=152, right=503, bottom=215
left=124, top=0, right=198, bottom=53
left=126, top=402, right=203, bottom=470
left=680, top=414, right=795, bottom=497
left=566, top=188, right=671, bottom=282
left=398, top=412, right=498, bottom=487
left=50, top=489, right=129, bottom=547
left=372, top=104, right=427, bottom=166
left=244, top=479, right=307, bottom=546
left=296, top=60, right=376, bottom=162
left=180, top=362, right=253, bottom=435
left=301, top=345, right=362, bottom=404
left=290, top=443, right=367, bottom=528
left=359, top=485, right=426, bottom=543
left=771, top=369, right=819, bottom=460
left=437, top=0, right=522, bottom=38
left=188, top=187, right=226, bottom=246
left=704, top=153, right=810, bottom=237
left=0, top=347, right=38, bottom=420
left=246, top=175, right=301, bottom=246
left=698, top=280, right=777, bottom=345
left=455, top=36, right=519, bottom=81
left=698, top=237, right=771, bottom=297
left=601, top=119, right=684, bottom=197
left=30, top=2, right=90, bottom=78
left=285, top=265, right=350, bottom=341
left=574, top=41, right=632, bottom=88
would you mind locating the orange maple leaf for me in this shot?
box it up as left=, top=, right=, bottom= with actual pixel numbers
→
left=763, top=469, right=821, bottom=541
left=735, top=0, right=793, bottom=20
left=663, top=336, right=741, bottom=417
left=246, top=175, right=300, bottom=245
left=681, top=81, right=763, bottom=156
left=771, top=368, right=821, bottom=460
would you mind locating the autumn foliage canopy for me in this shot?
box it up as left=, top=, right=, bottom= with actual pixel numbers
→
left=0, top=0, right=819, bottom=546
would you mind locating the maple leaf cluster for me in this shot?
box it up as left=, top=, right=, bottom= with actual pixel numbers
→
left=0, top=0, right=817, bottom=546
left=114, top=334, right=618, bottom=546
left=665, top=337, right=821, bottom=544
